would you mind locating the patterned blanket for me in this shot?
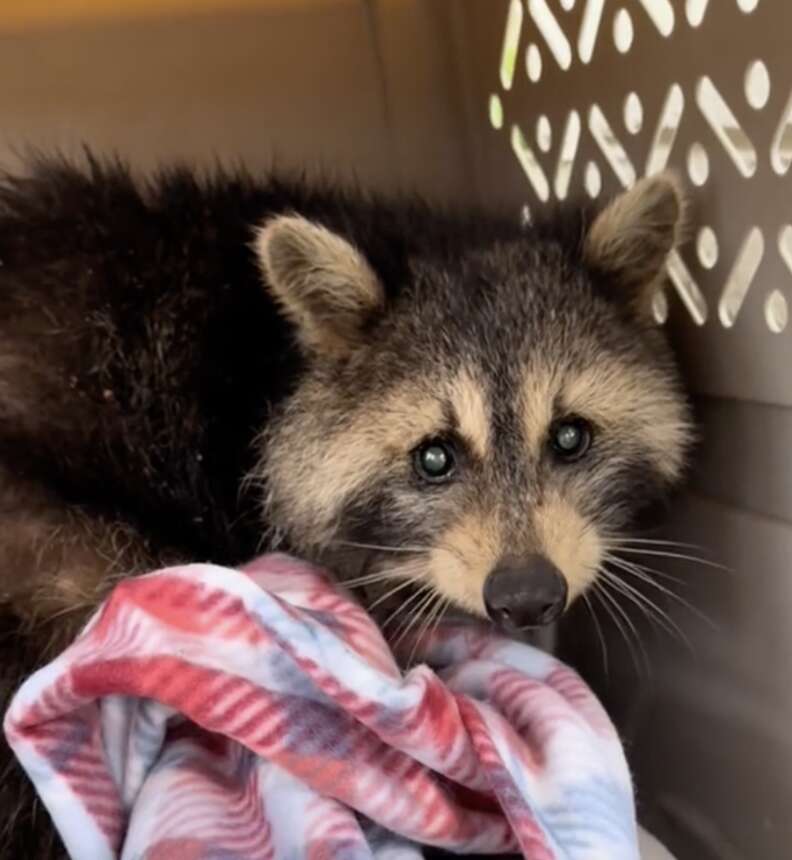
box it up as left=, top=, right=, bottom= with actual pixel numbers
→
left=5, top=554, right=640, bottom=859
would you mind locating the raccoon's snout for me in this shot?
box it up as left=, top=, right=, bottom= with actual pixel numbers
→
left=483, top=556, right=568, bottom=631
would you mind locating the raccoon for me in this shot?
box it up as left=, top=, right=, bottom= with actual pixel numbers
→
left=0, top=155, right=691, bottom=857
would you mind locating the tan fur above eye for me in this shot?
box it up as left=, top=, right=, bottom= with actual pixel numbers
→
left=563, top=361, right=692, bottom=481
left=450, top=370, right=491, bottom=459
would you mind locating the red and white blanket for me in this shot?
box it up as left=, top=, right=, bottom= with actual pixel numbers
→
left=5, top=553, right=640, bottom=859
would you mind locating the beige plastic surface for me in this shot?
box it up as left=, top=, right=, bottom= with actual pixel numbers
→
left=0, top=1, right=471, bottom=205
left=0, top=1, right=788, bottom=858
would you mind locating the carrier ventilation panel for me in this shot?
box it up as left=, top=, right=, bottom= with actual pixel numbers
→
left=476, top=0, right=791, bottom=406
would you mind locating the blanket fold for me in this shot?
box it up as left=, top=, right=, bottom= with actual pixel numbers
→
left=5, top=553, right=639, bottom=859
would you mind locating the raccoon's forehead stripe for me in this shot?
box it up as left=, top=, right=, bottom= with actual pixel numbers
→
left=449, top=370, right=490, bottom=459
left=519, top=366, right=560, bottom=455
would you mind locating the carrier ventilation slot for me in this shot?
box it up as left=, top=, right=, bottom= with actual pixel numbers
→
left=525, top=43, right=542, bottom=82
left=613, top=9, right=634, bottom=54
left=499, top=0, right=523, bottom=90
left=765, top=291, right=788, bottom=333
left=771, top=225, right=792, bottom=333
left=578, top=0, right=605, bottom=64
left=744, top=60, right=770, bottom=110
left=770, top=92, right=792, bottom=176
left=696, top=76, right=757, bottom=178
left=489, top=94, right=503, bottom=130
left=637, top=0, right=675, bottom=36
left=685, top=0, right=709, bottom=28
left=697, top=227, right=719, bottom=270
left=527, top=0, right=572, bottom=70
left=511, top=124, right=550, bottom=202
left=624, top=93, right=643, bottom=134
left=589, top=104, right=636, bottom=187
left=777, top=224, right=792, bottom=273
left=667, top=251, right=708, bottom=325
left=687, top=142, right=710, bottom=186
left=554, top=111, right=581, bottom=200
left=584, top=161, right=602, bottom=198
left=718, top=227, right=764, bottom=328
left=646, top=84, right=685, bottom=176
left=536, top=116, right=552, bottom=152
left=652, top=290, right=669, bottom=325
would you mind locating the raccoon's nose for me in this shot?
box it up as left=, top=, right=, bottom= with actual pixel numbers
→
left=483, top=556, right=568, bottom=631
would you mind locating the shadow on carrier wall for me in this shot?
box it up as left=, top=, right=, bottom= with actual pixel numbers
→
left=0, top=1, right=790, bottom=858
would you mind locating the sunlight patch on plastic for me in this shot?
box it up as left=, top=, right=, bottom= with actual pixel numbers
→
left=646, top=84, right=685, bottom=176
left=499, top=0, right=523, bottom=90
left=528, top=0, right=573, bottom=70
left=554, top=111, right=581, bottom=200
left=718, top=227, right=764, bottom=328
left=667, top=251, right=708, bottom=325
left=685, top=0, right=709, bottom=28
left=637, top=0, right=675, bottom=36
left=696, top=76, right=757, bottom=178
left=770, top=92, right=792, bottom=176
left=764, top=290, right=788, bottom=334
left=588, top=104, right=636, bottom=187
left=578, top=0, right=605, bottom=64
left=511, top=124, right=550, bottom=202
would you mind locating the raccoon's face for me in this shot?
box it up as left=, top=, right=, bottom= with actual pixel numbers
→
left=254, top=174, right=692, bottom=634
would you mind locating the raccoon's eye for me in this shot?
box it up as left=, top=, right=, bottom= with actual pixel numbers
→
left=414, top=438, right=456, bottom=483
left=550, top=417, right=592, bottom=462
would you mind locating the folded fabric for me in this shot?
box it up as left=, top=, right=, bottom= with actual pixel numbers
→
left=5, top=553, right=640, bottom=859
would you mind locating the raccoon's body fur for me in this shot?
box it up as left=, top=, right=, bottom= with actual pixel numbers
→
left=0, top=155, right=691, bottom=857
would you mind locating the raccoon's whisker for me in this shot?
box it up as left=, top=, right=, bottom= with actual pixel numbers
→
left=604, top=556, right=716, bottom=629
left=380, top=583, right=429, bottom=632
left=602, top=552, right=681, bottom=585
left=603, top=536, right=705, bottom=551
left=406, top=592, right=445, bottom=668
left=380, top=582, right=434, bottom=632
left=428, top=596, right=451, bottom=643
left=582, top=591, right=609, bottom=678
left=340, top=571, right=403, bottom=589
left=599, top=567, right=676, bottom=635
left=366, top=576, right=426, bottom=612
left=340, top=560, right=427, bottom=589
left=609, top=547, right=729, bottom=571
left=591, top=584, right=645, bottom=676
left=593, top=578, right=648, bottom=675
left=407, top=587, right=440, bottom=631
left=391, top=587, right=438, bottom=652
left=332, top=539, right=432, bottom=555
left=599, top=568, right=692, bottom=650
left=332, top=538, right=465, bottom=569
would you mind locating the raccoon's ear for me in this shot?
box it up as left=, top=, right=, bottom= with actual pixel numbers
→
left=254, top=215, right=384, bottom=356
left=584, top=172, right=686, bottom=315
